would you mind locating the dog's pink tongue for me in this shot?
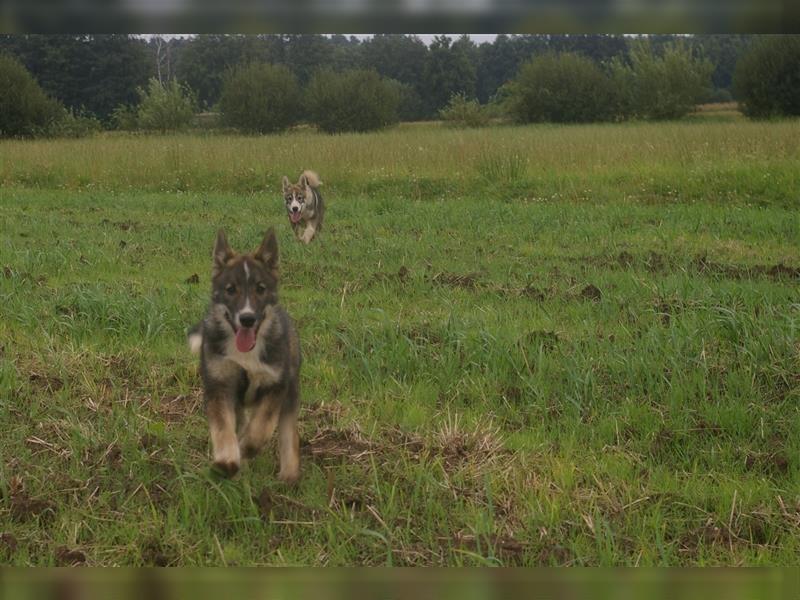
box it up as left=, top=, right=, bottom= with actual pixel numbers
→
left=290, top=212, right=302, bottom=224
left=235, top=328, right=256, bottom=352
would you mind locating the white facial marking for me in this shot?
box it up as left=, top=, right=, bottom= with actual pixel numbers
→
left=235, top=298, right=255, bottom=330
left=244, top=261, right=250, bottom=281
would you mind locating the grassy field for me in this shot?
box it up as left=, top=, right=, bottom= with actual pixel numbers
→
left=0, top=113, right=799, bottom=566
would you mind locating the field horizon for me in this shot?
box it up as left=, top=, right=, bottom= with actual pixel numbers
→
left=1, top=114, right=798, bottom=566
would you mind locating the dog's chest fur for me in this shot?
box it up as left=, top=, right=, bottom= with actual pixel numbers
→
left=204, top=310, right=284, bottom=406
left=225, top=338, right=282, bottom=404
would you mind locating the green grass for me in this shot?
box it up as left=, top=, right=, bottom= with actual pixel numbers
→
left=0, top=117, right=799, bottom=566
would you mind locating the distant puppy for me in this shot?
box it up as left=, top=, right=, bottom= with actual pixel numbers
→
left=188, top=228, right=301, bottom=482
left=282, top=170, right=324, bottom=244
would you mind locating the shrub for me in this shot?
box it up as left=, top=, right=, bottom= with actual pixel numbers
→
left=218, top=63, right=301, bottom=134
left=0, top=53, right=64, bottom=138
left=48, top=108, right=103, bottom=138
left=734, top=36, right=800, bottom=118
left=111, top=104, right=139, bottom=131
left=504, top=52, right=619, bottom=123
left=305, top=69, right=401, bottom=134
left=610, top=40, right=714, bottom=120
left=439, top=93, right=490, bottom=127
left=135, top=78, right=197, bottom=132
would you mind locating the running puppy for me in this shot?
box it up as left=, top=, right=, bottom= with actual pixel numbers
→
left=188, top=228, right=301, bottom=482
left=282, top=170, right=324, bottom=244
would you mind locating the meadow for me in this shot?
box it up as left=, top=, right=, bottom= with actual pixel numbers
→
left=0, top=112, right=798, bottom=566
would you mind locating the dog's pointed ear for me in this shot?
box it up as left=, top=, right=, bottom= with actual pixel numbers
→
left=298, top=173, right=309, bottom=189
left=212, top=229, right=234, bottom=278
left=255, top=228, right=279, bottom=275
left=281, top=176, right=290, bottom=194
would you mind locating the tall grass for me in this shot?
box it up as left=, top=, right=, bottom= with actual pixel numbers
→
left=1, top=118, right=798, bottom=204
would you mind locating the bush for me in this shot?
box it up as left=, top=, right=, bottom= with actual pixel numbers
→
left=218, top=63, right=301, bottom=134
left=48, top=108, right=103, bottom=138
left=439, top=93, right=490, bottom=127
left=734, top=36, right=800, bottom=118
left=111, top=104, right=139, bottom=131
left=135, top=78, right=197, bottom=132
left=610, top=40, right=713, bottom=120
left=0, top=53, right=64, bottom=138
left=504, top=52, right=619, bottom=123
left=305, top=69, right=401, bottom=134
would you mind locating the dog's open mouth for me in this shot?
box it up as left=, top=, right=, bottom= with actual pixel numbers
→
left=235, top=327, right=257, bottom=352
left=290, top=211, right=302, bottom=224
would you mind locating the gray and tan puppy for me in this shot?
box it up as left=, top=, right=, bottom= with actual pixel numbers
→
left=188, top=228, right=301, bottom=482
left=282, top=170, right=324, bottom=244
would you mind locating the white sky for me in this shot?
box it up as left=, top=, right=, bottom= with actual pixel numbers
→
left=145, top=34, right=499, bottom=45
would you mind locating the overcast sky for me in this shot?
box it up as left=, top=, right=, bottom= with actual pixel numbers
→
left=147, top=34, right=499, bottom=45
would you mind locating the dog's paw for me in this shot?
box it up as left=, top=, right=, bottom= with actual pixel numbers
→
left=278, top=467, right=300, bottom=485
left=212, top=444, right=241, bottom=477
left=211, top=459, right=240, bottom=478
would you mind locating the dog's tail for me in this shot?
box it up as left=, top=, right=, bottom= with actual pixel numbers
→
left=187, top=322, right=203, bottom=355
left=301, top=170, right=322, bottom=189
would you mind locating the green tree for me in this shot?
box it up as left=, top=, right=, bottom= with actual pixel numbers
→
left=0, top=35, right=151, bottom=121
left=135, top=78, right=197, bottom=132
left=422, top=35, right=477, bottom=117
left=734, top=35, right=800, bottom=118
left=305, top=68, right=401, bottom=133
left=284, top=34, right=334, bottom=85
left=0, top=52, right=64, bottom=137
left=360, top=34, right=429, bottom=119
left=505, top=52, right=619, bottom=123
left=174, top=35, right=268, bottom=109
left=610, top=39, right=713, bottom=120
left=218, top=63, right=301, bottom=133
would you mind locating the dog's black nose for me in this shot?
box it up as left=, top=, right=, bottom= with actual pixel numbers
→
left=292, top=206, right=299, bottom=213
left=239, top=313, right=256, bottom=328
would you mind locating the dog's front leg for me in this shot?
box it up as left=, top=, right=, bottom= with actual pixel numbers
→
left=206, top=395, right=241, bottom=476
left=238, top=393, right=280, bottom=459
left=301, top=225, right=316, bottom=244
left=277, top=408, right=300, bottom=484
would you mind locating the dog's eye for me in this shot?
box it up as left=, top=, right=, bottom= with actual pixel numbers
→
left=225, top=284, right=237, bottom=295
left=256, top=283, right=267, bottom=294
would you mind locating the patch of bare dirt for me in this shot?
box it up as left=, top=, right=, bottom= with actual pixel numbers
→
left=7, top=477, right=55, bottom=523
left=617, top=251, right=635, bottom=267
left=55, top=545, right=87, bottom=566
left=744, top=451, right=790, bottom=477
left=0, top=532, right=18, bottom=554
left=536, top=543, right=575, bottom=565
left=302, top=428, right=375, bottom=463
left=579, top=284, right=602, bottom=302
left=1, top=265, right=47, bottom=285
left=450, top=531, right=527, bottom=564
left=693, top=253, right=800, bottom=281
left=428, top=271, right=481, bottom=289
left=141, top=539, right=172, bottom=567
left=157, top=392, right=202, bottom=423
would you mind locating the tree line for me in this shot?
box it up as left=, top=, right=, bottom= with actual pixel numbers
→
left=0, top=34, right=797, bottom=137
left=0, top=34, right=759, bottom=120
